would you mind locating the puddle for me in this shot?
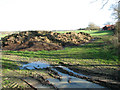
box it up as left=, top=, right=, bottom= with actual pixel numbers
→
left=19, top=61, right=50, bottom=70
left=20, top=61, right=106, bottom=88
left=55, top=66, right=88, bottom=77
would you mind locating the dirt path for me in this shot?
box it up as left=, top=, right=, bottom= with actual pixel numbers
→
left=2, top=54, right=119, bottom=89
left=19, top=60, right=107, bottom=89
left=58, top=62, right=120, bottom=89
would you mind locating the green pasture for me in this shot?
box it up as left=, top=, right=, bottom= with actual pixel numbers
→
left=55, top=30, right=114, bottom=36
left=2, top=30, right=119, bottom=65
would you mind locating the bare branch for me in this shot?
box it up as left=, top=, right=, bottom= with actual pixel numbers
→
left=101, top=0, right=110, bottom=9
left=90, top=0, right=110, bottom=9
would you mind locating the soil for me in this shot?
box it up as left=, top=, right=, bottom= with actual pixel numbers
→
left=59, top=62, right=120, bottom=89
left=2, top=54, right=120, bottom=89
left=1, top=31, right=93, bottom=51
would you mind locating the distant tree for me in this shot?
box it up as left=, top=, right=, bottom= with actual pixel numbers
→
left=77, top=28, right=86, bottom=30
left=77, top=28, right=82, bottom=30
left=87, top=23, right=100, bottom=30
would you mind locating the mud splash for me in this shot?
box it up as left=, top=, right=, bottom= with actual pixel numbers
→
left=20, top=61, right=106, bottom=88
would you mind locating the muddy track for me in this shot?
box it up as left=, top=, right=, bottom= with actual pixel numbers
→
left=58, top=62, right=120, bottom=89
left=21, top=73, right=58, bottom=89
left=45, top=67, right=62, bottom=80
left=21, top=78, right=37, bottom=90
left=59, top=62, right=120, bottom=80
left=15, top=60, right=119, bottom=89
left=19, top=61, right=107, bottom=89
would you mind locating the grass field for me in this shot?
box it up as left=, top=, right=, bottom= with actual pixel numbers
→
left=3, top=35, right=118, bottom=65
left=3, top=30, right=117, bottom=64
left=54, top=30, right=114, bottom=36
left=1, top=30, right=119, bottom=88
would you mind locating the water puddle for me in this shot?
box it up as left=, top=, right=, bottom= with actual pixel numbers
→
left=20, top=61, right=106, bottom=88
left=55, top=66, right=88, bottom=77
left=19, top=61, right=50, bottom=70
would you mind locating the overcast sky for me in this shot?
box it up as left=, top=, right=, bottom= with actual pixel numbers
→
left=0, top=0, right=116, bottom=31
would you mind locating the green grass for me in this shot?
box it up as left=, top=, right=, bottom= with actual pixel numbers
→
left=55, top=30, right=114, bottom=36
left=3, top=35, right=119, bottom=65
left=2, top=30, right=118, bottom=65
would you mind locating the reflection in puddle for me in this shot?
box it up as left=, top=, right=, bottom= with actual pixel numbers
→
left=55, top=66, right=88, bottom=77
left=20, top=61, right=106, bottom=88
left=19, top=61, right=50, bottom=70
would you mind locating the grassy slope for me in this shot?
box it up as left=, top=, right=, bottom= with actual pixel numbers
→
left=3, top=36, right=118, bottom=65
left=3, top=30, right=118, bottom=65
left=2, top=30, right=118, bottom=64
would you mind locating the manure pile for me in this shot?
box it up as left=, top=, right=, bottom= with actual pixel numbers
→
left=2, top=31, right=94, bottom=51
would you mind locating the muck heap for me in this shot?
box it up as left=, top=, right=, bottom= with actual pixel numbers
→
left=2, top=31, right=94, bottom=51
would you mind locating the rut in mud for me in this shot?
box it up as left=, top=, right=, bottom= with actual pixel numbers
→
left=19, top=61, right=107, bottom=89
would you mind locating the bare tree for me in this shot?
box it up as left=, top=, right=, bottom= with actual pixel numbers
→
left=87, top=22, right=100, bottom=30
left=91, top=0, right=119, bottom=9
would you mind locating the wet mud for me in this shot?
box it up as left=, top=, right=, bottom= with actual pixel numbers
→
left=20, top=61, right=107, bottom=89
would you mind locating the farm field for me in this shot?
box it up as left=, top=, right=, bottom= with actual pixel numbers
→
left=1, top=30, right=120, bottom=89
left=54, top=30, right=114, bottom=36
